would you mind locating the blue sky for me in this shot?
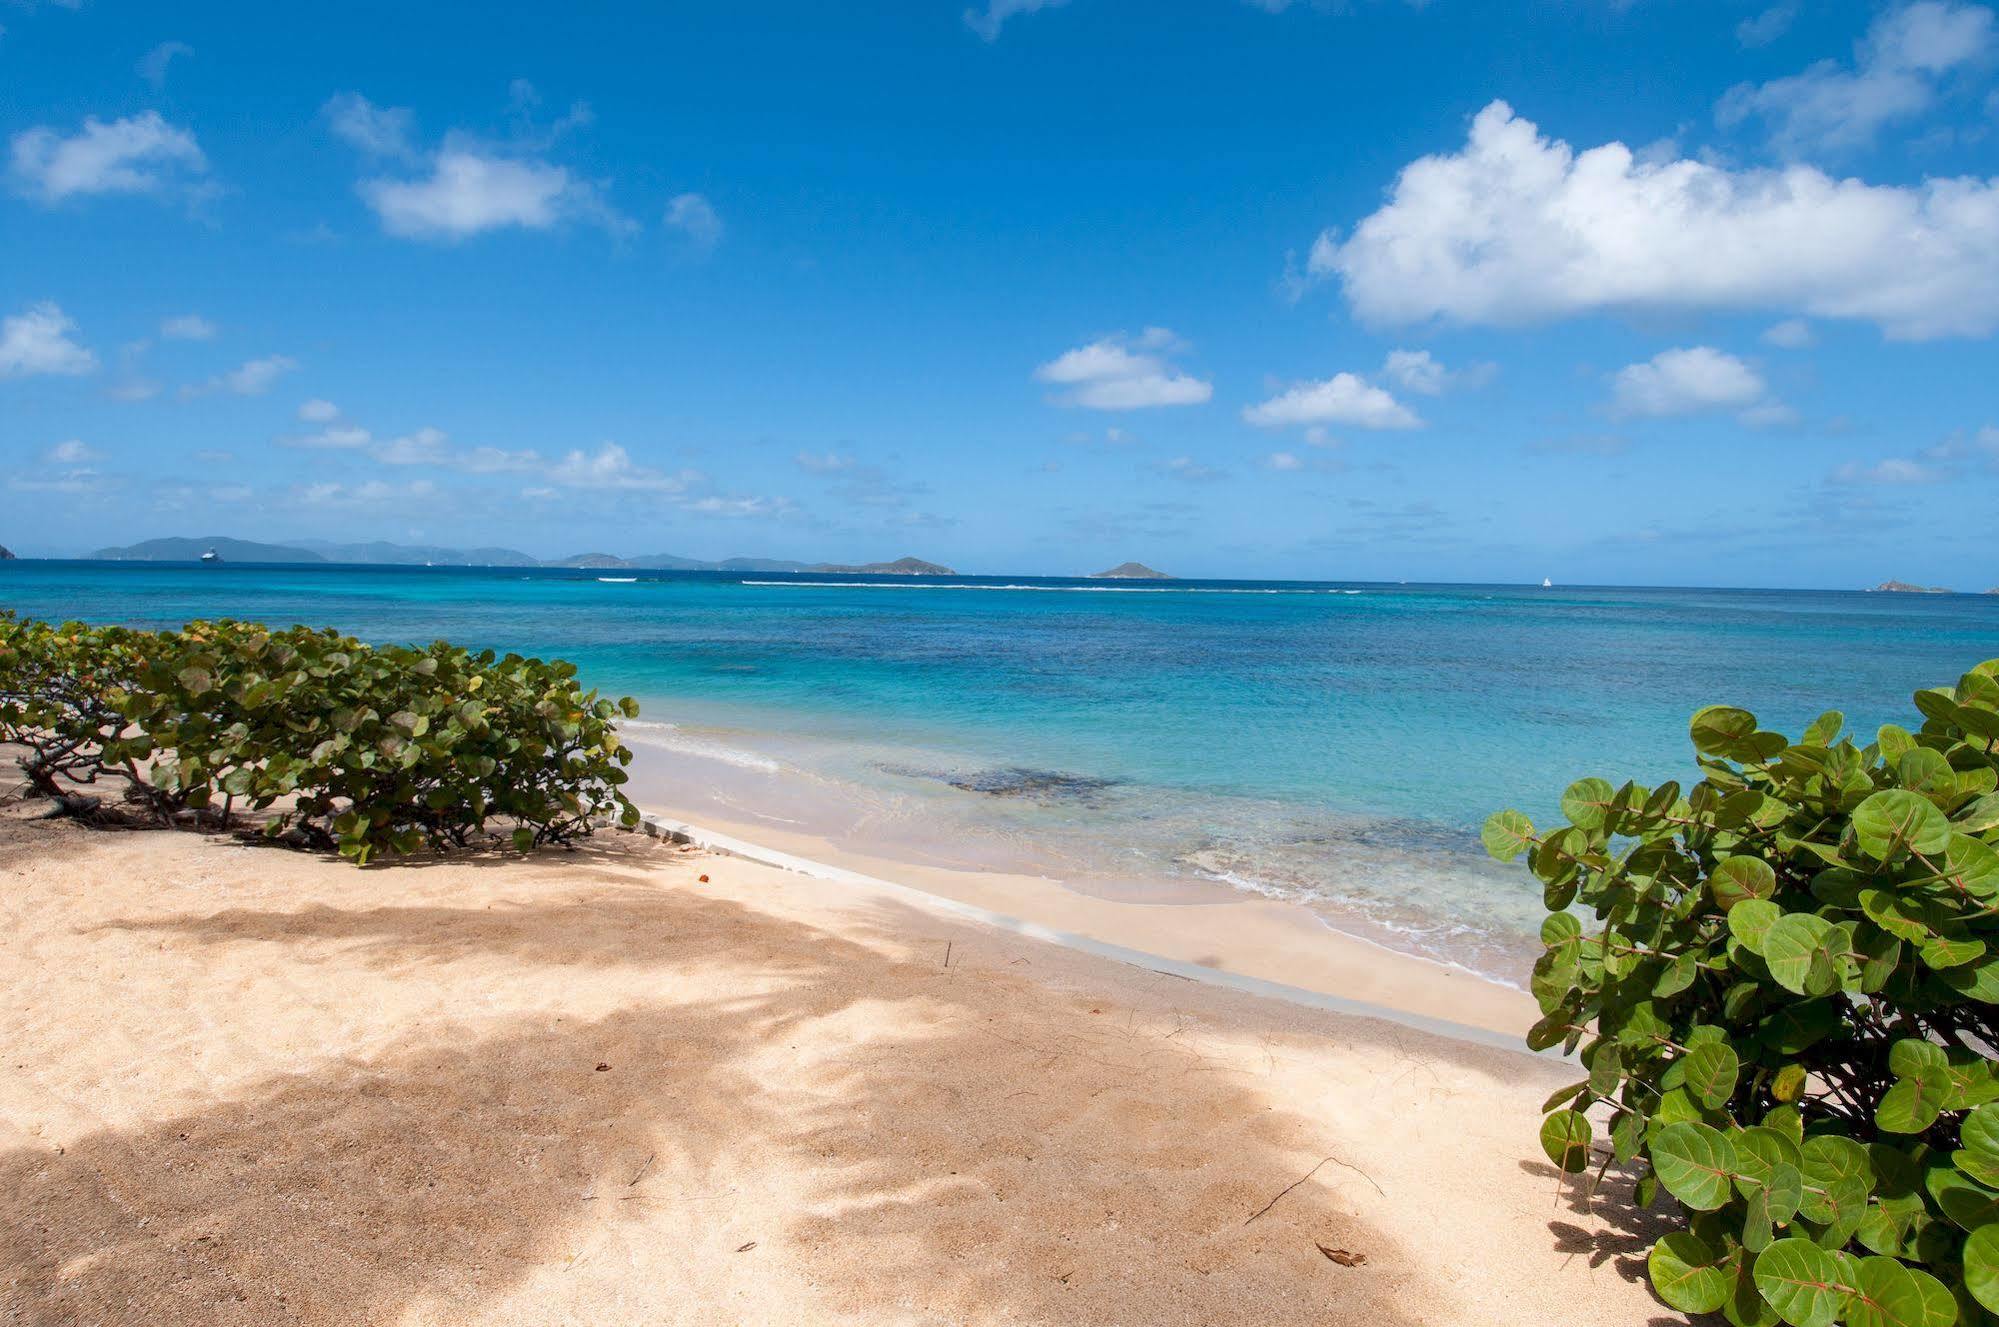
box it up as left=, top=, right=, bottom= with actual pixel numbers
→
left=3, top=0, right=1997, bottom=586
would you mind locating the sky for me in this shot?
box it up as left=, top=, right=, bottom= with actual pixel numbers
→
left=3, top=0, right=1998, bottom=587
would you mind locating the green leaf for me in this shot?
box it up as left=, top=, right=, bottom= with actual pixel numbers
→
left=1763, top=913, right=1841, bottom=996
left=1752, top=1238, right=1844, bottom=1327
left=1653, top=1122, right=1738, bottom=1211
left=1692, top=705, right=1760, bottom=758
left=1730, top=899, right=1785, bottom=955
left=1844, top=1255, right=1930, bottom=1327
left=1683, top=1042, right=1741, bottom=1110
left=1481, top=809, right=1535, bottom=861
left=1650, top=1232, right=1731, bottom=1314
left=1852, top=790, right=1952, bottom=861
left=1713, top=856, right=1779, bottom=911
left=1562, top=777, right=1617, bottom=830
left=1879, top=1068, right=1953, bottom=1136
left=1964, top=1224, right=1999, bottom=1314
left=1958, top=1106, right=1999, bottom=1189
left=1540, top=1109, right=1592, bottom=1173
left=1928, top=1166, right=1999, bottom=1231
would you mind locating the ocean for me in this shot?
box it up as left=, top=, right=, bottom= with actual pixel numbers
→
left=8, top=559, right=1998, bottom=984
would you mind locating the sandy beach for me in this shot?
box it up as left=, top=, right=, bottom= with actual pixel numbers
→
left=0, top=812, right=1683, bottom=1326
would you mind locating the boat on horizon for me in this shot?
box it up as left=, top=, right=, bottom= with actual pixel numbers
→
left=200, top=548, right=222, bottom=564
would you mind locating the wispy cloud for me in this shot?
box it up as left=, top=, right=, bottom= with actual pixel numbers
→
left=136, top=40, right=193, bottom=88
left=664, top=192, right=723, bottom=251
left=183, top=353, right=297, bottom=398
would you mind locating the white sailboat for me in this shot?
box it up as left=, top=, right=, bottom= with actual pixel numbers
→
left=1541, top=577, right=1553, bottom=588
left=200, top=547, right=222, bottom=564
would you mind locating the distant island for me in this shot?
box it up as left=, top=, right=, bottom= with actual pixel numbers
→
left=86, top=536, right=956, bottom=575
left=1090, top=562, right=1168, bottom=580
left=1872, top=580, right=1953, bottom=594
left=0, top=544, right=14, bottom=560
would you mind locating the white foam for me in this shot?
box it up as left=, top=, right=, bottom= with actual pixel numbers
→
left=618, top=719, right=783, bottom=773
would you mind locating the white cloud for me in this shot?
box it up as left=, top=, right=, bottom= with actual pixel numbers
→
left=1737, top=3, right=1800, bottom=48
left=1612, top=346, right=1769, bottom=418
left=1243, top=372, right=1421, bottom=430
left=372, top=426, right=453, bottom=466
left=0, top=301, right=97, bottom=377
left=1762, top=318, right=1816, bottom=348
left=8, top=111, right=207, bottom=203
left=546, top=442, right=694, bottom=492
left=282, top=424, right=373, bottom=451
left=1034, top=328, right=1213, bottom=410
left=46, top=438, right=98, bottom=463
left=321, top=93, right=416, bottom=160
left=361, top=147, right=618, bottom=240
left=297, top=397, right=340, bottom=422
left=1719, top=2, right=1996, bottom=154
left=1264, top=451, right=1304, bottom=471
left=136, top=41, right=192, bottom=88
left=965, top=0, right=1070, bottom=41
left=1379, top=348, right=1495, bottom=395
left=294, top=478, right=440, bottom=507
left=188, top=354, right=297, bottom=397
left=159, top=313, right=216, bottom=341
left=665, top=192, right=723, bottom=249
left=332, top=92, right=628, bottom=240
left=1317, top=99, right=1999, bottom=340
left=1831, top=457, right=1944, bottom=484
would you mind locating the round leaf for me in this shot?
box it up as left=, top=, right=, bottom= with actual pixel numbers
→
left=1649, top=1232, right=1730, bottom=1314
left=1652, top=1122, right=1737, bottom=1211
left=1752, top=1238, right=1845, bottom=1327
left=1853, top=790, right=1952, bottom=861
left=1540, top=1109, right=1591, bottom=1173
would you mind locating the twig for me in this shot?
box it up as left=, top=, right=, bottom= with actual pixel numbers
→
left=627, top=1151, right=655, bottom=1188
left=1244, top=1151, right=1384, bottom=1226
left=944, top=940, right=953, bottom=969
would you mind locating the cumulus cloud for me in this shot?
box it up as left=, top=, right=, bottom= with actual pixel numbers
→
left=664, top=192, right=723, bottom=250
left=329, top=91, right=628, bottom=240
left=1611, top=346, right=1771, bottom=418
left=1314, top=99, right=1999, bottom=339
left=136, top=41, right=193, bottom=88
left=159, top=313, right=216, bottom=341
left=297, top=397, right=340, bottom=422
left=1034, top=328, right=1213, bottom=410
left=1718, top=1, right=1996, bottom=155
left=965, top=0, right=1070, bottom=41
left=9, top=111, right=207, bottom=204
left=0, top=301, right=97, bottom=377
left=47, top=438, right=99, bottom=463
left=1243, top=372, right=1421, bottom=430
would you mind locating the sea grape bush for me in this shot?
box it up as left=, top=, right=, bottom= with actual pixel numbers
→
left=1486, top=659, right=1999, bottom=1327
left=0, top=610, right=642, bottom=863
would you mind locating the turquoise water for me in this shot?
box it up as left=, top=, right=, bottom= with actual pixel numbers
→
left=8, top=560, right=1998, bottom=980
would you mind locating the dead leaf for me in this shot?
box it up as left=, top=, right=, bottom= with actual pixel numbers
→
left=595, top=1063, right=610, bottom=1072
left=1316, top=1244, right=1367, bottom=1267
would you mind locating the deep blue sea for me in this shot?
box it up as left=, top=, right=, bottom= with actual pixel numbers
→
left=8, top=559, right=1999, bottom=981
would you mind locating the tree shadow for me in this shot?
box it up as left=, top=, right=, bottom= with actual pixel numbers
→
left=9, top=883, right=1439, bottom=1325
left=1522, top=1155, right=1711, bottom=1325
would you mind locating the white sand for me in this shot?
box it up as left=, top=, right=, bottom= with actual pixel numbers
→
left=0, top=815, right=1682, bottom=1325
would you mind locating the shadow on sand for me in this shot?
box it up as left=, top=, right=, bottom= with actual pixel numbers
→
left=7, top=875, right=1449, bottom=1325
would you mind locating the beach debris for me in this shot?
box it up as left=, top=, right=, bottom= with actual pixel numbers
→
left=698, top=873, right=710, bottom=882
left=1317, top=1245, right=1368, bottom=1267
left=943, top=940, right=953, bottom=968
left=628, top=1152, right=655, bottom=1188
left=735, top=1241, right=757, bottom=1253
left=1244, top=1152, right=1384, bottom=1226
left=595, top=1062, right=611, bottom=1072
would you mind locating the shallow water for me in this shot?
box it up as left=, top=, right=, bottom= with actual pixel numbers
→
left=8, top=560, right=1998, bottom=981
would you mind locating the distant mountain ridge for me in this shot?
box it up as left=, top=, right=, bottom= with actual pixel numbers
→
left=0, top=544, right=14, bottom=560
left=89, top=537, right=957, bottom=575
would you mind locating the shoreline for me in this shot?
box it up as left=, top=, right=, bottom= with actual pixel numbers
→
left=631, top=798, right=1539, bottom=1043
